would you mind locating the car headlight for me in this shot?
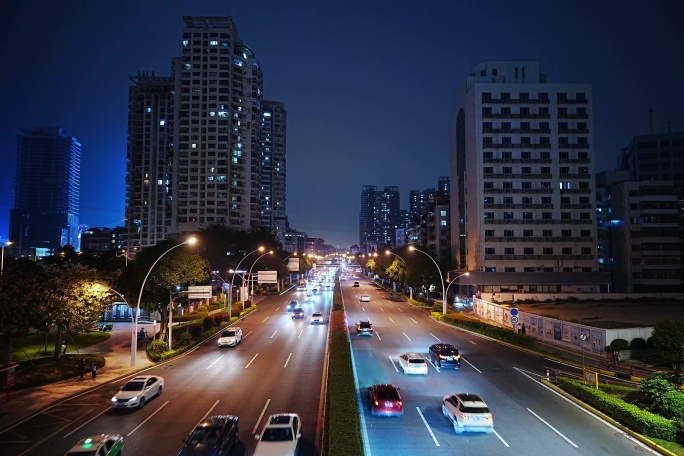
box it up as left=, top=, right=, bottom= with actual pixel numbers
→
left=111, top=397, right=118, bottom=402
left=127, top=396, right=138, bottom=403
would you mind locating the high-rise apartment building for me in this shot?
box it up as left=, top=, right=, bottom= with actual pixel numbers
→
left=618, top=131, right=684, bottom=184
left=359, top=185, right=401, bottom=253
left=9, top=127, right=81, bottom=256
left=261, top=101, right=288, bottom=239
left=125, top=73, right=175, bottom=250
left=450, top=61, right=599, bottom=277
left=126, top=16, right=287, bottom=252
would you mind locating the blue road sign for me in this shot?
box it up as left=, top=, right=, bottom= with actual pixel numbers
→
left=510, top=308, right=519, bottom=316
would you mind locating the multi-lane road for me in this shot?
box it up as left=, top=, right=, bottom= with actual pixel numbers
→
left=2, top=287, right=332, bottom=456
left=344, top=277, right=658, bottom=456
left=2, top=275, right=663, bottom=456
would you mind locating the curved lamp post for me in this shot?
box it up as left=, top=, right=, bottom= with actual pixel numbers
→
left=408, top=245, right=448, bottom=316
left=445, top=272, right=470, bottom=307
left=211, top=271, right=227, bottom=304
left=1, top=241, right=11, bottom=275
left=229, top=247, right=264, bottom=315
left=246, top=250, right=273, bottom=309
left=131, top=237, right=197, bottom=367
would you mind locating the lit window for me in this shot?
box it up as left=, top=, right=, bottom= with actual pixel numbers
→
left=233, top=59, right=244, bottom=67
left=184, top=63, right=191, bottom=70
left=210, top=40, right=218, bottom=45
left=182, top=40, right=189, bottom=46
left=192, top=144, right=197, bottom=148
left=145, top=107, right=151, bottom=113
left=440, top=210, right=447, bottom=217
left=159, top=120, right=166, bottom=126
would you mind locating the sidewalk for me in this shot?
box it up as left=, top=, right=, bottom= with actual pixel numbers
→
left=0, top=322, right=155, bottom=432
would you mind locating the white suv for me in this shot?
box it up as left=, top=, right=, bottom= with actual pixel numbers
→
left=218, top=327, right=242, bottom=347
left=254, top=413, right=301, bottom=456
left=442, top=393, right=493, bottom=434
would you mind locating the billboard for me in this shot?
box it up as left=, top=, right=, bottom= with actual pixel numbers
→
left=287, top=258, right=300, bottom=271
left=258, top=270, right=278, bottom=284
left=188, top=285, right=212, bottom=299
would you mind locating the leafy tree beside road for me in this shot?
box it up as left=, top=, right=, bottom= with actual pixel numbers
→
left=651, top=319, right=684, bottom=370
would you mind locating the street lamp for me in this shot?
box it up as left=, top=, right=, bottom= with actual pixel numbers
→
left=247, top=250, right=273, bottom=308
left=445, top=272, right=470, bottom=308
left=131, top=237, right=197, bottom=367
left=1, top=241, right=11, bottom=275
left=229, top=247, right=264, bottom=316
left=408, top=245, right=448, bottom=316
left=211, top=272, right=228, bottom=311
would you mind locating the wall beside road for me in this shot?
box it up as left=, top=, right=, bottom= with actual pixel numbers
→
left=481, top=292, right=684, bottom=302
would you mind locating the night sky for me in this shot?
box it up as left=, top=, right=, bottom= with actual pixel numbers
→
left=1, top=0, right=682, bottom=248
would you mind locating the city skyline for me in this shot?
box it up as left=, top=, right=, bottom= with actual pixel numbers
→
left=2, top=1, right=683, bottom=248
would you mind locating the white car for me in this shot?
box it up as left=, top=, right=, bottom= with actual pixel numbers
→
left=218, top=327, right=243, bottom=347
left=111, top=375, right=164, bottom=409
left=442, top=393, right=493, bottom=434
left=310, top=311, right=324, bottom=325
left=359, top=295, right=371, bottom=302
left=399, top=353, right=428, bottom=375
left=254, top=413, right=301, bottom=456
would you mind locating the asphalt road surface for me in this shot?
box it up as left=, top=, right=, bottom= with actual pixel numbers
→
left=344, top=277, right=659, bottom=456
left=1, top=288, right=331, bottom=456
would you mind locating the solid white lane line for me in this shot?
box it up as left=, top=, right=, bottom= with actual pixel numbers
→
left=261, top=316, right=269, bottom=323
left=284, top=352, right=293, bottom=368
left=388, top=355, right=399, bottom=372
left=416, top=407, right=440, bottom=446
left=127, top=401, right=169, bottom=436
left=298, top=329, right=303, bottom=339
left=429, top=332, right=441, bottom=341
left=428, top=358, right=441, bottom=373
left=244, top=330, right=252, bottom=339
left=461, top=357, right=482, bottom=373
left=410, top=318, right=418, bottom=323
left=493, top=429, right=510, bottom=447
left=252, top=399, right=271, bottom=434
left=389, top=317, right=396, bottom=324
left=64, top=408, right=109, bottom=438
left=527, top=408, right=579, bottom=448
left=376, top=331, right=382, bottom=341
left=270, top=330, right=278, bottom=338
left=245, top=353, right=259, bottom=368
left=403, top=332, right=411, bottom=341
left=206, top=354, right=224, bottom=370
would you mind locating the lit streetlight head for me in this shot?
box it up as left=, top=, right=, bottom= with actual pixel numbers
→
left=464, top=272, right=470, bottom=277
left=258, top=246, right=265, bottom=252
left=385, top=250, right=391, bottom=255
left=408, top=245, right=416, bottom=251
left=187, top=237, right=197, bottom=245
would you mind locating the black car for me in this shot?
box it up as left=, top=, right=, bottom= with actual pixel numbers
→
left=356, top=320, right=373, bottom=336
left=178, top=415, right=239, bottom=456
left=286, top=300, right=298, bottom=311
left=429, top=343, right=461, bottom=368
left=291, top=308, right=305, bottom=319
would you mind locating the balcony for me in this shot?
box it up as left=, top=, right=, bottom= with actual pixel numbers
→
left=483, top=158, right=552, bottom=164
left=558, top=157, right=590, bottom=164
left=482, top=113, right=551, bottom=119
left=483, top=143, right=552, bottom=149
left=483, top=173, right=553, bottom=180
left=482, top=98, right=550, bottom=104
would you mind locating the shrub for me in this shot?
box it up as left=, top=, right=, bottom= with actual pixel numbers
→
left=196, top=304, right=209, bottom=313
left=609, top=338, right=629, bottom=350
left=203, top=316, right=214, bottom=331
left=659, top=391, right=684, bottom=420
left=629, top=337, right=647, bottom=349
left=179, top=330, right=193, bottom=345
left=213, top=314, right=224, bottom=326
left=189, top=325, right=204, bottom=338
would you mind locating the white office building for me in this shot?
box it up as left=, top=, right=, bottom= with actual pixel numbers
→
left=450, top=61, right=604, bottom=292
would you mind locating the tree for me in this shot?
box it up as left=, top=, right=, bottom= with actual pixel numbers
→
left=651, top=319, right=684, bottom=369
left=385, top=258, right=406, bottom=285
left=0, top=258, right=47, bottom=363
left=365, top=259, right=377, bottom=275
left=34, top=262, right=111, bottom=359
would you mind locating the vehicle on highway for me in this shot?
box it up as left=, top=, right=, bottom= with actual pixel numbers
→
left=254, top=413, right=301, bottom=456
left=178, top=415, right=239, bottom=456
left=367, top=384, right=403, bottom=416
left=356, top=320, right=373, bottom=336
left=310, top=311, right=324, bottom=324
left=442, top=393, right=493, bottom=434
left=428, top=343, right=461, bottom=368
left=352, top=281, right=360, bottom=287
left=66, top=434, right=124, bottom=455
left=291, top=308, right=305, bottom=319
left=286, top=300, right=298, bottom=311
left=217, top=327, right=242, bottom=347
left=399, top=353, right=428, bottom=375
left=359, top=295, right=371, bottom=302
left=111, top=375, right=164, bottom=409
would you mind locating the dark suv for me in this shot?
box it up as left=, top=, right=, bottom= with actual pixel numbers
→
left=428, top=343, right=461, bottom=368
left=357, top=320, right=373, bottom=336
left=291, top=308, right=305, bottom=319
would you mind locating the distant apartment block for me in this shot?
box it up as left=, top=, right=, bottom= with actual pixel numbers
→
left=261, top=101, right=288, bottom=240
left=450, top=61, right=604, bottom=290
left=359, top=185, right=401, bottom=253
left=9, top=127, right=81, bottom=256
left=81, top=226, right=127, bottom=254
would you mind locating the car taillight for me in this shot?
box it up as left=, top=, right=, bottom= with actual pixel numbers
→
left=439, top=354, right=447, bottom=359
left=374, top=400, right=379, bottom=406
left=397, top=401, right=403, bottom=406
left=455, top=354, right=461, bottom=359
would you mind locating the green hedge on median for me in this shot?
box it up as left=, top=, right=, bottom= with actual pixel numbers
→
left=555, top=377, right=681, bottom=442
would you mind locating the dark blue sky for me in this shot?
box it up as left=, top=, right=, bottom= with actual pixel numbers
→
left=2, top=0, right=682, bottom=248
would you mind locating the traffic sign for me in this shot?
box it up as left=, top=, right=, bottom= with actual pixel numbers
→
left=510, top=316, right=519, bottom=324
left=510, top=308, right=519, bottom=316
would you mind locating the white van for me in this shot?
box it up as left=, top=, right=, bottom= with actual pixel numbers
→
left=218, top=327, right=243, bottom=347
